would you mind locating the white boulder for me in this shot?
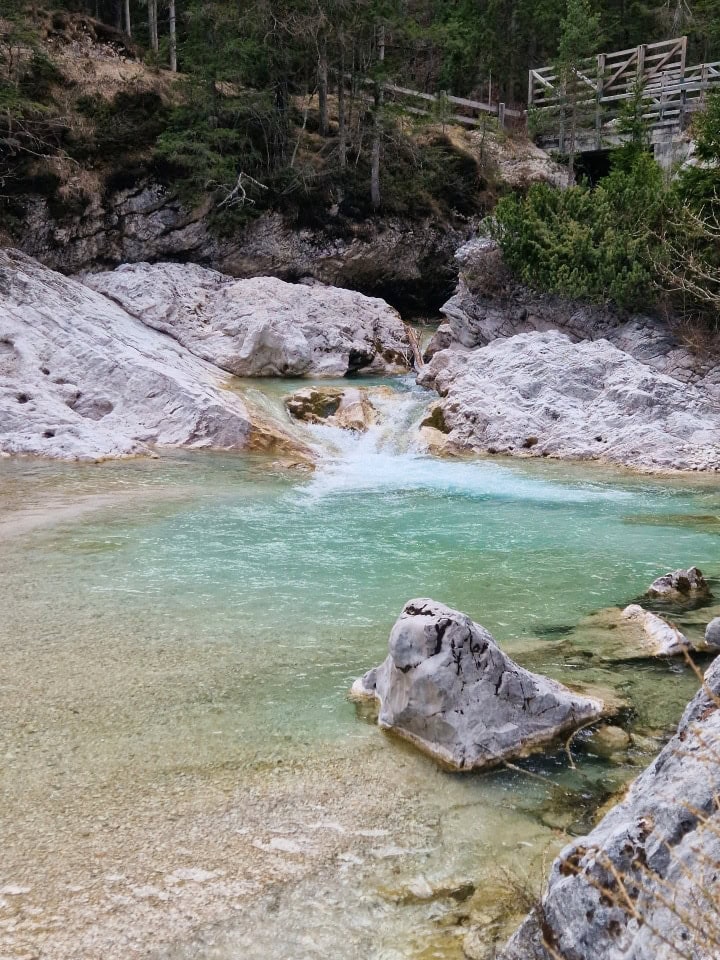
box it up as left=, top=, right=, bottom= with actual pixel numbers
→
left=645, top=566, right=711, bottom=601
left=84, top=262, right=411, bottom=377
left=0, top=250, right=303, bottom=460
left=621, top=605, right=690, bottom=657
left=418, top=332, right=720, bottom=472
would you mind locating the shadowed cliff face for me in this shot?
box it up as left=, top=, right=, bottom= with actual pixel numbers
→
left=15, top=185, right=463, bottom=315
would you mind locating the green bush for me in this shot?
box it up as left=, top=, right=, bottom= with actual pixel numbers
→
left=491, top=151, right=666, bottom=310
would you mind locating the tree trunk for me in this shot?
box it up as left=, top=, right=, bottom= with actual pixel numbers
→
left=113, top=0, right=122, bottom=30
left=370, top=24, right=385, bottom=211
left=149, top=0, right=158, bottom=53
left=337, top=46, right=347, bottom=171
left=318, top=36, right=329, bottom=137
left=123, top=0, right=131, bottom=37
left=168, top=0, right=177, bottom=72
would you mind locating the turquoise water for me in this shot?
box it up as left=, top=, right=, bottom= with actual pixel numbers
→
left=1, top=377, right=719, bottom=959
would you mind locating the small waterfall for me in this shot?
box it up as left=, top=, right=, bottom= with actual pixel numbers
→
left=297, top=378, right=633, bottom=506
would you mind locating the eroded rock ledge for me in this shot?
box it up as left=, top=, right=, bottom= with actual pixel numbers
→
left=84, top=261, right=411, bottom=377
left=499, top=655, right=720, bottom=960
left=351, top=598, right=608, bottom=771
left=416, top=238, right=720, bottom=473
left=0, top=250, right=304, bottom=460
left=418, top=331, right=720, bottom=473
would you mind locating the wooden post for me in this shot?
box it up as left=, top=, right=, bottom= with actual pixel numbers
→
left=527, top=70, right=533, bottom=108
left=498, top=102, right=506, bottom=128
left=679, top=35, right=687, bottom=76
left=636, top=44, right=645, bottom=83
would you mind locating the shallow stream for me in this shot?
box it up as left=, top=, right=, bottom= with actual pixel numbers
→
left=1, top=375, right=719, bottom=959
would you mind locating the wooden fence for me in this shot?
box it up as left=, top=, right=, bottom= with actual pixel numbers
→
left=528, top=36, right=720, bottom=148
left=354, top=77, right=524, bottom=128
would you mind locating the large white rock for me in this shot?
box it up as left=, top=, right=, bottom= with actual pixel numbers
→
left=499, top=656, right=720, bottom=960
left=418, top=332, right=720, bottom=472
left=351, top=599, right=606, bottom=771
left=0, top=250, right=303, bottom=460
left=84, top=262, right=411, bottom=377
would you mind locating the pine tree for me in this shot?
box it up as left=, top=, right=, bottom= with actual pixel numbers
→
left=556, top=0, right=602, bottom=179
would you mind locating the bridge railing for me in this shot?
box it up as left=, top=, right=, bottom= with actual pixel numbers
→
left=528, top=36, right=720, bottom=147
left=351, top=77, right=524, bottom=129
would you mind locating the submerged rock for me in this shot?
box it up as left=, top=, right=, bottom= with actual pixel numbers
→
left=645, top=566, right=711, bottom=601
left=418, top=331, right=720, bottom=472
left=350, top=599, right=607, bottom=771
left=0, top=250, right=303, bottom=460
left=499, top=656, right=720, bottom=960
left=585, top=725, right=631, bottom=761
left=84, top=262, right=411, bottom=377
left=285, top=385, right=391, bottom=432
left=620, top=605, right=691, bottom=657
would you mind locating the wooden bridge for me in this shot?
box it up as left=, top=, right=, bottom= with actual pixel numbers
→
left=528, top=36, right=720, bottom=155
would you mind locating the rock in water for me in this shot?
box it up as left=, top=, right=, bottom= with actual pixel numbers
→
left=84, top=263, right=410, bottom=377
left=285, top=385, right=392, bottom=432
left=705, top=617, right=720, bottom=650
left=499, top=656, right=720, bottom=960
left=620, top=605, right=691, bottom=657
left=418, top=332, right=720, bottom=472
left=350, top=599, right=606, bottom=771
left=645, top=566, right=711, bottom=601
left=0, top=250, right=303, bottom=460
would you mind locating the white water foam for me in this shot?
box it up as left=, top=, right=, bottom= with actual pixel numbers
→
left=298, top=387, right=633, bottom=506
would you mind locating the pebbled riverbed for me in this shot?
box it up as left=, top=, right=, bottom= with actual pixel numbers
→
left=1, top=376, right=719, bottom=960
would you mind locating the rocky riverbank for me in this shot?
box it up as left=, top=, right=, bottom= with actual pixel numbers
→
left=19, top=189, right=466, bottom=315
left=499, top=653, right=720, bottom=960
left=0, top=250, right=409, bottom=460
left=417, top=239, right=720, bottom=473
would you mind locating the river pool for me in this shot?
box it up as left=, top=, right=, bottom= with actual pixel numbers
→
left=1, top=376, right=718, bottom=959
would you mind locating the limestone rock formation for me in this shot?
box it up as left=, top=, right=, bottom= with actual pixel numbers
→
left=417, top=331, right=720, bottom=472
left=84, top=262, right=411, bottom=377
left=620, top=605, right=691, bottom=657
left=0, top=250, right=303, bottom=460
left=645, top=566, right=711, bottom=601
left=499, top=656, right=720, bottom=960
left=469, top=134, right=570, bottom=190
left=426, top=239, right=720, bottom=405
left=21, top=182, right=462, bottom=315
left=350, top=599, right=606, bottom=771
left=285, top=385, right=391, bottom=431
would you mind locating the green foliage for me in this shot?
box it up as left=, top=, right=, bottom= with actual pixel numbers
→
left=154, top=92, right=276, bottom=220
left=72, top=90, right=169, bottom=159
left=613, top=81, right=651, bottom=170
left=491, top=152, right=666, bottom=309
left=556, top=0, right=602, bottom=80
left=679, top=92, right=720, bottom=206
